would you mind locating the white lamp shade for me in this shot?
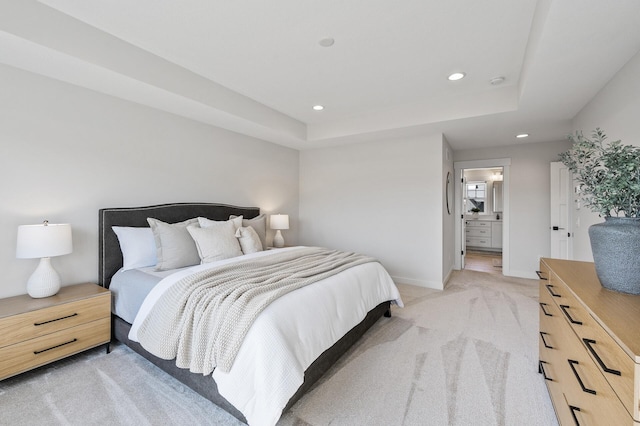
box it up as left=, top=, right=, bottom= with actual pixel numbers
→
left=16, top=223, right=73, bottom=259
left=270, top=214, right=289, bottom=230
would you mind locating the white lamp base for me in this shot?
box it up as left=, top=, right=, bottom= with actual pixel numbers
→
left=273, top=230, right=285, bottom=248
left=27, top=257, right=61, bottom=298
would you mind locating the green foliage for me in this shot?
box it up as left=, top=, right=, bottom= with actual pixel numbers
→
left=559, top=129, right=640, bottom=217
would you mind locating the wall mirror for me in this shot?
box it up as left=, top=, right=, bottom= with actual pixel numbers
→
left=493, top=181, right=504, bottom=212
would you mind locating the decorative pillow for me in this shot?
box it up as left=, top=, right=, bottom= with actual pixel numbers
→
left=235, top=226, right=263, bottom=254
left=230, top=214, right=267, bottom=250
left=198, top=216, right=243, bottom=230
left=112, top=226, right=157, bottom=271
left=187, top=221, right=243, bottom=263
left=147, top=217, right=200, bottom=271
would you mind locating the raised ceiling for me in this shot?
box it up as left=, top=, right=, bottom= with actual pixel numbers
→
left=1, top=0, right=640, bottom=150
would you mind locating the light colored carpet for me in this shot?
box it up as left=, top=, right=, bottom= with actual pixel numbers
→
left=0, top=270, right=558, bottom=426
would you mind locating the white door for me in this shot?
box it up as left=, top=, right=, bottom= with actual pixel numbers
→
left=550, top=162, right=572, bottom=259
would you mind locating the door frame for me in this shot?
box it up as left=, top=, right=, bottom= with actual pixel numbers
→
left=454, top=158, right=511, bottom=276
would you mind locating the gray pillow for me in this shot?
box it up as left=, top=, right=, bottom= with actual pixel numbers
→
left=187, top=221, right=243, bottom=263
left=147, top=217, right=200, bottom=270
left=230, top=214, right=267, bottom=250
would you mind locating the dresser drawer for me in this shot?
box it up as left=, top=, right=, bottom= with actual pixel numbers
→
left=548, top=299, right=632, bottom=425
left=559, top=382, right=634, bottom=426
left=552, top=283, right=637, bottom=419
left=540, top=258, right=640, bottom=425
left=557, top=348, right=633, bottom=425
left=466, top=220, right=491, bottom=228
left=466, top=237, right=491, bottom=247
left=466, top=227, right=491, bottom=237
left=539, top=282, right=563, bottom=361
left=575, top=325, right=639, bottom=421
left=0, top=292, right=110, bottom=348
left=0, top=317, right=110, bottom=380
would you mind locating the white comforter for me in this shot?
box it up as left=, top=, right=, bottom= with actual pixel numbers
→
left=129, top=246, right=403, bottom=426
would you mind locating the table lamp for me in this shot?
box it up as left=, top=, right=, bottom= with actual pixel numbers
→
left=16, top=221, right=73, bottom=298
left=270, top=214, right=289, bottom=248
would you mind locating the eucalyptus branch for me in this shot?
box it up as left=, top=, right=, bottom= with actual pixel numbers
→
left=559, top=129, right=640, bottom=218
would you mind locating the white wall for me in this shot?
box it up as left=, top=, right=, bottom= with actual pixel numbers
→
left=299, top=134, right=452, bottom=289
left=0, top=64, right=299, bottom=298
left=442, top=137, right=455, bottom=284
left=454, top=140, right=572, bottom=278
left=571, top=50, right=640, bottom=260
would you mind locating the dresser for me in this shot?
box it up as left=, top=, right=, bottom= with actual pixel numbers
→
left=465, top=220, right=502, bottom=250
left=538, top=258, right=640, bottom=425
left=0, top=283, right=111, bottom=380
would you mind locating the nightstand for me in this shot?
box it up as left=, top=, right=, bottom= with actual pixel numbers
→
left=0, top=283, right=111, bottom=380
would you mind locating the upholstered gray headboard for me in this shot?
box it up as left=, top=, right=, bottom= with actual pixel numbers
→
left=98, top=202, right=260, bottom=288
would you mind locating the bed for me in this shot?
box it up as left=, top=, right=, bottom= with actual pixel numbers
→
left=99, top=202, right=401, bottom=425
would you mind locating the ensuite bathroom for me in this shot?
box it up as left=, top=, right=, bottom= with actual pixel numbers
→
left=463, top=167, right=503, bottom=274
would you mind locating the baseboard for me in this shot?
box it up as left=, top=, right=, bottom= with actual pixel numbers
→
left=506, top=269, right=538, bottom=280
left=442, top=267, right=454, bottom=288
left=391, top=275, right=444, bottom=290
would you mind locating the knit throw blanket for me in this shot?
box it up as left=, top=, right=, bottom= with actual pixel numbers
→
left=136, top=247, right=377, bottom=373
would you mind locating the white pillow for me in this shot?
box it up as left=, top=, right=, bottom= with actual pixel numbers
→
left=187, top=221, right=243, bottom=263
left=198, top=216, right=243, bottom=230
left=235, top=226, right=263, bottom=254
left=147, top=217, right=200, bottom=270
left=112, top=226, right=157, bottom=271
left=230, top=214, right=267, bottom=251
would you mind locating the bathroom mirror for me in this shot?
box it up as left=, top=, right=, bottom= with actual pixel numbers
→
left=493, top=181, right=504, bottom=213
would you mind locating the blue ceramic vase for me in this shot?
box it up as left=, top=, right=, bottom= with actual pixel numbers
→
left=589, top=217, right=640, bottom=294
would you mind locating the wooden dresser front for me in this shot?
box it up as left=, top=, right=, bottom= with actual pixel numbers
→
left=539, top=258, right=640, bottom=425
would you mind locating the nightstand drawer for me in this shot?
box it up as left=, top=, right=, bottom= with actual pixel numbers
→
left=0, top=292, right=110, bottom=348
left=0, top=317, right=110, bottom=380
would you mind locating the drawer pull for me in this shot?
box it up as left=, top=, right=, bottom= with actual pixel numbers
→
left=539, top=332, right=554, bottom=349
left=539, top=360, right=553, bottom=381
left=536, top=270, right=548, bottom=280
left=560, top=305, right=583, bottom=325
left=568, top=359, right=596, bottom=395
left=582, top=338, right=621, bottom=376
left=34, top=312, right=79, bottom=326
left=34, top=338, right=78, bottom=355
left=545, top=284, right=561, bottom=297
left=539, top=302, right=553, bottom=317
left=569, top=405, right=581, bottom=426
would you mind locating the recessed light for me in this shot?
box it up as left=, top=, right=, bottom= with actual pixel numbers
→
left=448, top=72, right=466, bottom=81
left=313, top=105, right=324, bottom=111
left=319, top=38, right=335, bottom=47
left=516, top=133, right=529, bottom=138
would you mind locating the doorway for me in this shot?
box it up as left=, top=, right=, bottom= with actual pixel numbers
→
left=454, top=158, right=511, bottom=275
left=463, top=167, right=504, bottom=274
